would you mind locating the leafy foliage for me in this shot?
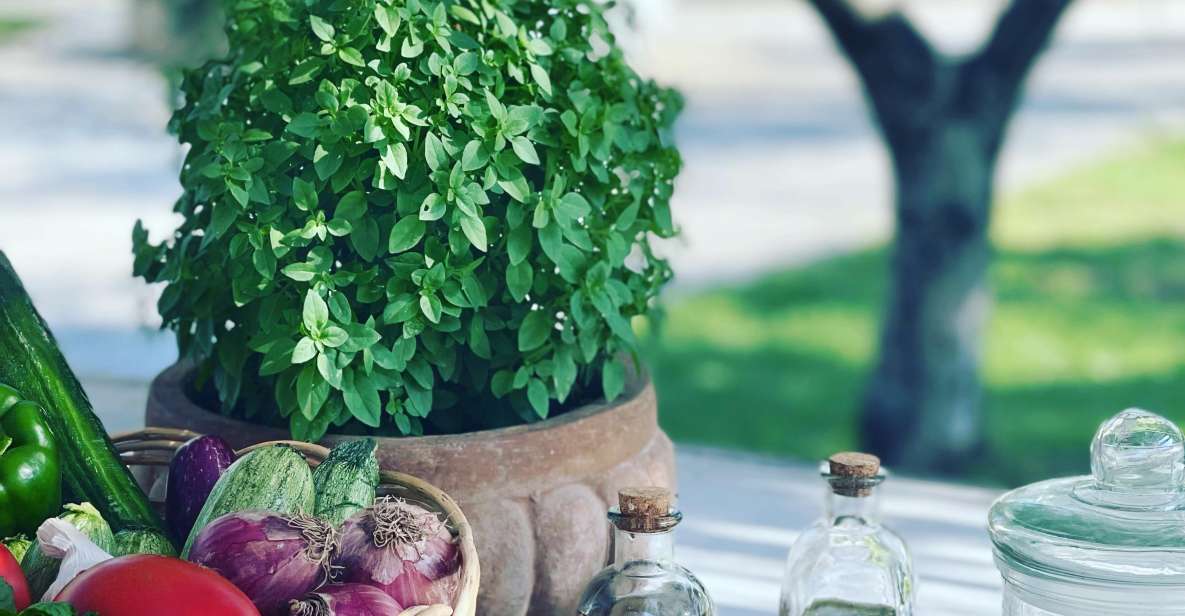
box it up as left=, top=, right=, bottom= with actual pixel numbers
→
left=134, top=0, right=683, bottom=440
left=1, top=580, right=94, bottom=616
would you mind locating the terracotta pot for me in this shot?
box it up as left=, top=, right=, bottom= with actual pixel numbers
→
left=145, top=362, right=675, bottom=615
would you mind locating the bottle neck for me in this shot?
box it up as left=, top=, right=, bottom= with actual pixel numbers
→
left=825, top=488, right=881, bottom=524
left=612, top=527, right=675, bottom=566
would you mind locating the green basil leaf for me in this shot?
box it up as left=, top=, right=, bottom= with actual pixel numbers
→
left=342, top=369, right=382, bottom=427
left=527, top=378, right=549, bottom=418
left=309, top=15, right=335, bottom=42
left=334, top=190, right=367, bottom=220
left=338, top=47, right=366, bottom=67
left=420, top=293, right=443, bottom=323
left=510, top=136, right=539, bottom=165
left=554, top=347, right=577, bottom=402
left=351, top=217, right=381, bottom=261
left=297, top=363, right=329, bottom=420
left=321, top=326, right=349, bottom=348
left=288, top=59, right=324, bottom=85
left=461, top=139, right=488, bottom=171
left=602, top=357, right=625, bottom=402
left=382, top=142, right=408, bottom=179
left=424, top=132, right=448, bottom=171
left=303, top=290, right=330, bottom=332
left=293, top=177, right=318, bottom=210
left=459, top=215, right=488, bottom=252
left=506, top=261, right=533, bottom=301
left=388, top=216, right=426, bottom=253
left=507, top=222, right=531, bottom=265
left=518, top=310, right=550, bottom=351
left=292, top=336, right=318, bottom=364
left=418, top=193, right=446, bottom=221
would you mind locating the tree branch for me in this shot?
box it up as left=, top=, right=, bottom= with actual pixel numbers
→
left=807, top=0, right=938, bottom=146
left=960, top=0, right=1075, bottom=144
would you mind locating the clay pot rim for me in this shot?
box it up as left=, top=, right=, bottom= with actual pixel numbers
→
left=151, top=359, right=651, bottom=445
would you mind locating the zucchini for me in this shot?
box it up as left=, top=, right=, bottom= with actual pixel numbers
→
left=22, top=503, right=116, bottom=599
left=2, top=534, right=31, bottom=562
left=113, top=528, right=177, bottom=557
left=313, top=438, right=379, bottom=526
left=0, top=251, right=163, bottom=533
left=181, top=443, right=315, bottom=558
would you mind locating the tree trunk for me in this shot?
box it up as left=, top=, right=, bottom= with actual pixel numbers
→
left=805, top=0, right=1073, bottom=470
left=860, top=123, right=995, bottom=469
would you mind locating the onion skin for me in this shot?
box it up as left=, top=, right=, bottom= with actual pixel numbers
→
left=333, top=498, right=460, bottom=608
left=188, top=510, right=336, bottom=616
left=289, top=583, right=403, bottom=616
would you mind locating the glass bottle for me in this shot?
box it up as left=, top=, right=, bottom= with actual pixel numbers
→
left=779, top=452, right=915, bottom=616
left=576, top=487, right=715, bottom=616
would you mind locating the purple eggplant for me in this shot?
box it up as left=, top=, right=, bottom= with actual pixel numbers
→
left=166, top=434, right=235, bottom=542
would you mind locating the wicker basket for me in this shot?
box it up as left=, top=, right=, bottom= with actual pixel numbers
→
left=111, top=427, right=480, bottom=616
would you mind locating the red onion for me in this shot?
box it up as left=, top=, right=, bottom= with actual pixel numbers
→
left=188, top=510, right=337, bottom=616
left=288, top=584, right=403, bottom=616
left=333, top=497, right=460, bottom=607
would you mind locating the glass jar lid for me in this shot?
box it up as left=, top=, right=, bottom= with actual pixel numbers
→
left=989, top=408, right=1185, bottom=585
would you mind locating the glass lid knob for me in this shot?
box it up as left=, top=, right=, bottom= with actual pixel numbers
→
left=1090, top=408, right=1185, bottom=493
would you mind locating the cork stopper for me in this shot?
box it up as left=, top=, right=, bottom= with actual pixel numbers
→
left=611, top=487, right=680, bottom=533
left=826, top=452, right=882, bottom=497
left=619, top=487, right=671, bottom=517
left=829, top=452, right=881, bottom=477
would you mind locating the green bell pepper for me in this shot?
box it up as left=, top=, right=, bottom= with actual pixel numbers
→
left=0, top=384, right=61, bottom=537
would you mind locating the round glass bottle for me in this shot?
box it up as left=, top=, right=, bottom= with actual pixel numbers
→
left=779, top=452, right=915, bottom=616
left=990, top=408, right=1185, bottom=615
left=576, top=487, right=715, bottom=616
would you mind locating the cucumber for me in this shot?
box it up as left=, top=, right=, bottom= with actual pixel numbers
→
left=181, top=444, right=315, bottom=558
left=313, top=438, right=379, bottom=526
left=0, top=251, right=163, bottom=533
left=113, top=528, right=177, bottom=557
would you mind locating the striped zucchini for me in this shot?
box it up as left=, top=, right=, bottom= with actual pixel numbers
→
left=313, top=438, right=379, bottom=526
left=181, top=444, right=315, bottom=558
left=114, top=528, right=178, bottom=557
left=22, top=503, right=116, bottom=599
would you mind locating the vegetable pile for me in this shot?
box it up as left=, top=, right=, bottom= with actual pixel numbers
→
left=4, top=435, right=461, bottom=616
left=183, top=441, right=462, bottom=615
left=0, top=253, right=466, bottom=615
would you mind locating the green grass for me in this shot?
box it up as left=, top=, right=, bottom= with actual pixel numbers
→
left=650, top=138, right=1185, bottom=487
left=0, top=17, right=40, bottom=43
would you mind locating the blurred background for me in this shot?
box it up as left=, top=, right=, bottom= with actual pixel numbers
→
left=2, top=0, right=1183, bottom=612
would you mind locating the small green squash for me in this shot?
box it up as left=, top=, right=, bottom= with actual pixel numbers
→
left=113, top=529, right=177, bottom=557
left=313, top=438, right=379, bottom=526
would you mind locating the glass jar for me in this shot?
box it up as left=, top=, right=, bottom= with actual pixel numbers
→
left=576, top=487, right=714, bottom=616
left=779, top=452, right=915, bottom=616
left=990, top=408, right=1185, bottom=615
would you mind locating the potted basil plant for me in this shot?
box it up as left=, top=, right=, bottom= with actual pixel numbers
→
left=133, top=0, right=682, bottom=612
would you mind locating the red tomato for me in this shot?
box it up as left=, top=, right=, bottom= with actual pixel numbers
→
left=56, top=554, right=259, bottom=616
left=0, top=544, right=30, bottom=610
